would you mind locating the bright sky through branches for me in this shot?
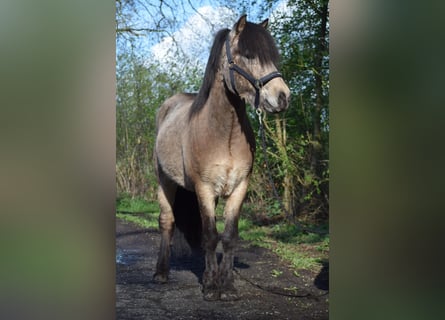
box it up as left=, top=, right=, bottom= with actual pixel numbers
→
left=148, top=1, right=291, bottom=70
left=116, top=0, right=292, bottom=78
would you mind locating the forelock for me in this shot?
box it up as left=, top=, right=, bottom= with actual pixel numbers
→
left=237, top=22, right=280, bottom=66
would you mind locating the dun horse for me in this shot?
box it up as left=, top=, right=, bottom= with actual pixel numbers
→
left=153, top=15, right=290, bottom=301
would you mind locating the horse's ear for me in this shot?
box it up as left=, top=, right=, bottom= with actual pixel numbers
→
left=235, top=14, right=247, bottom=34
left=260, top=18, right=269, bottom=29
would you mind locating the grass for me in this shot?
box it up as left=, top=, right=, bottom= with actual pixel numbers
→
left=116, top=196, right=159, bottom=229
left=238, top=221, right=329, bottom=273
left=117, top=196, right=158, bottom=213
left=116, top=196, right=329, bottom=274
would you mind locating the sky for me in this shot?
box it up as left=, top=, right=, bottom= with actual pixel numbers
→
left=149, top=5, right=238, bottom=70
left=147, top=1, right=291, bottom=71
left=116, top=0, right=292, bottom=75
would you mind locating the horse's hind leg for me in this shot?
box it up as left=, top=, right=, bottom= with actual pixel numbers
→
left=219, top=180, right=249, bottom=301
left=153, top=181, right=176, bottom=283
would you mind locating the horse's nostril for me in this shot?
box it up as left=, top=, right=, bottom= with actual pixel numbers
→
left=279, top=91, right=289, bottom=107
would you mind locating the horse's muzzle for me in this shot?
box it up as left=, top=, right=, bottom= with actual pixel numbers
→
left=263, top=90, right=290, bottom=113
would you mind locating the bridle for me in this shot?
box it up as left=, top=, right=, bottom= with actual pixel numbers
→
left=224, top=36, right=283, bottom=109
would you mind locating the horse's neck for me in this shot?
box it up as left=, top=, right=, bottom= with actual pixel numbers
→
left=197, top=79, right=255, bottom=156
left=205, top=80, right=247, bottom=131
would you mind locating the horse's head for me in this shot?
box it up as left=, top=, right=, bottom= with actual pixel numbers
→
left=223, top=15, right=290, bottom=113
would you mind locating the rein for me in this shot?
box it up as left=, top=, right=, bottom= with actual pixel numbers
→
left=225, top=36, right=283, bottom=109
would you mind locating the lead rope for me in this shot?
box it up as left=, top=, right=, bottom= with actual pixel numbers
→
left=232, top=268, right=328, bottom=299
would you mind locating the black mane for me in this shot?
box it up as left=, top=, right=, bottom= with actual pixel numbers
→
left=189, top=21, right=279, bottom=117
left=189, top=28, right=230, bottom=117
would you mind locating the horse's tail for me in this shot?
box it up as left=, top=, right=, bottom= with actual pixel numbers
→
left=172, top=186, right=202, bottom=256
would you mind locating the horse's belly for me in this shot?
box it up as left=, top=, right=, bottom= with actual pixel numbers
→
left=156, top=145, right=188, bottom=187
left=156, top=133, right=187, bottom=187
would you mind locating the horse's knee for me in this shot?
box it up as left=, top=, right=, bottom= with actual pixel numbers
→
left=158, top=209, right=174, bottom=230
left=221, top=229, right=238, bottom=250
left=202, top=231, right=219, bottom=251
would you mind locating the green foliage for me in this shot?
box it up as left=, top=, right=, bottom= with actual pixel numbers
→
left=116, top=195, right=158, bottom=213
left=274, top=244, right=319, bottom=270
left=116, top=213, right=158, bottom=229
left=272, top=224, right=321, bottom=243
left=116, top=195, right=159, bottom=228
left=239, top=222, right=269, bottom=247
left=316, top=237, right=330, bottom=253
left=116, top=47, right=202, bottom=199
left=271, top=269, right=283, bottom=277
left=247, top=0, right=329, bottom=222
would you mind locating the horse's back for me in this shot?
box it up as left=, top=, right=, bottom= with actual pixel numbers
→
left=155, top=93, right=196, bottom=188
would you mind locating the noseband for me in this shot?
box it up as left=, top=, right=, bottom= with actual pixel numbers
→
left=225, top=36, right=283, bottom=109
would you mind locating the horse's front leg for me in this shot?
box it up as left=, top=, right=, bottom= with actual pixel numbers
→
left=219, top=179, right=249, bottom=301
left=196, top=184, right=219, bottom=301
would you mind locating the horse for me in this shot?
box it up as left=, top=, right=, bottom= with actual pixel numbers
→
left=153, top=15, right=290, bottom=301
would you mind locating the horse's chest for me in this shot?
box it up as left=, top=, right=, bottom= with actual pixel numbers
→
left=207, top=163, right=251, bottom=197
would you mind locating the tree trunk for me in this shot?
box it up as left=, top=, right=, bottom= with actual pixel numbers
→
left=274, top=116, right=294, bottom=216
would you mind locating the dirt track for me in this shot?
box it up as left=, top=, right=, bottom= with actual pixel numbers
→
left=116, top=218, right=328, bottom=319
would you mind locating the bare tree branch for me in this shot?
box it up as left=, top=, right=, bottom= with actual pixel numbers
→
left=116, top=27, right=165, bottom=34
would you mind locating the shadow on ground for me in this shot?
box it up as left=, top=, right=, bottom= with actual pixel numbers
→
left=116, top=219, right=328, bottom=320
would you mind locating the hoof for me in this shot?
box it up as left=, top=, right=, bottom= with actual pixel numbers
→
left=153, top=272, right=168, bottom=284
left=203, top=289, right=220, bottom=301
left=220, top=289, right=239, bottom=301
left=202, top=284, right=220, bottom=301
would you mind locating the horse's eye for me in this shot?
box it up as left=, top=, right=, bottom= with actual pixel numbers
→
left=242, top=50, right=254, bottom=60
